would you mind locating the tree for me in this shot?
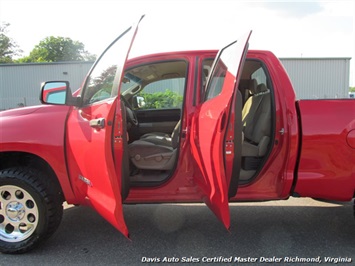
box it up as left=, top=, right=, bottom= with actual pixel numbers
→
left=0, top=22, right=22, bottom=63
left=350, top=87, right=355, bottom=92
left=138, top=89, right=183, bottom=109
left=18, top=36, right=96, bottom=63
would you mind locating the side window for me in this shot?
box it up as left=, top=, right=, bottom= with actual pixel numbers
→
left=201, top=59, right=214, bottom=102
left=251, top=67, right=267, bottom=85
left=121, top=61, right=187, bottom=110
left=82, top=64, right=117, bottom=105
left=204, top=41, right=241, bottom=102
left=138, top=78, right=185, bottom=109
left=204, top=59, right=228, bottom=101
left=81, top=30, right=133, bottom=106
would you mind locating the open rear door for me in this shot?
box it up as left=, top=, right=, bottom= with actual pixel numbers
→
left=65, top=16, right=144, bottom=237
left=190, top=32, right=251, bottom=229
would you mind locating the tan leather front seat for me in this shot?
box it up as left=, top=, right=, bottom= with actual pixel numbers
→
left=128, top=121, right=181, bottom=170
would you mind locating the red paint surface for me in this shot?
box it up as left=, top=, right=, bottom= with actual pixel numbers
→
left=295, top=100, right=355, bottom=201
left=1, top=46, right=354, bottom=238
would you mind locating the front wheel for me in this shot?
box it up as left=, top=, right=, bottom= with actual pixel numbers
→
left=0, top=168, right=63, bottom=254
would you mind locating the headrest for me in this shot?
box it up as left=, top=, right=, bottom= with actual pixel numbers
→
left=248, top=79, right=258, bottom=94
left=238, top=79, right=249, bottom=90
left=255, top=83, right=268, bottom=94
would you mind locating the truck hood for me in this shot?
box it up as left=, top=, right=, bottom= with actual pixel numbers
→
left=0, top=104, right=71, bottom=150
left=0, top=104, right=70, bottom=123
left=0, top=105, right=44, bottom=117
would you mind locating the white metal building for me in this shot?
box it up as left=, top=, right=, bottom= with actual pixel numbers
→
left=280, top=57, right=351, bottom=99
left=0, top=61, right=93, bottom=110
left=0, top=57, right=351, bottom=110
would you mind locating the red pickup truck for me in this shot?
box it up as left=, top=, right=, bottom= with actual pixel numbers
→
left=1, top=18, right=354, bottom=254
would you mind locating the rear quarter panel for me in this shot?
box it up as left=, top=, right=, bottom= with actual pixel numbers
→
left=295, top=100, right=355, bottom=201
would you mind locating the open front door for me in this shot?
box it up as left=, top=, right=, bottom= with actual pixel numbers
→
left=65, top=17, right=143, bottom=237
left=190, top=32, right=251, bottom=229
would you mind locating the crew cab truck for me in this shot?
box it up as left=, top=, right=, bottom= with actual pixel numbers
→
left=0, top=19, right=354, bottom=254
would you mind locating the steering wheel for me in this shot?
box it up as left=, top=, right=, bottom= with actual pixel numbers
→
left=126, top=106, right=139, bottom=126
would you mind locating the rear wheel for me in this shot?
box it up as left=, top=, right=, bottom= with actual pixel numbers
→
left=0, top=168, right=63, bottom=254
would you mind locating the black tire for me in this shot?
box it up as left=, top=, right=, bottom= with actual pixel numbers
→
left=0, top=167, right=63, bottom=254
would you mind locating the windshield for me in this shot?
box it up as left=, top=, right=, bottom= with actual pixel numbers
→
left=121, top=73, right=142, bottom=95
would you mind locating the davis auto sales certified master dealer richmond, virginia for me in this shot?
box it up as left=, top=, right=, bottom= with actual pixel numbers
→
left=140, top=256, right=352, bottom=263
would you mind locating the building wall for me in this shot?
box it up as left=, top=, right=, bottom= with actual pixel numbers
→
left=0, top=61, right=93, bottom=110
left=0, top=57, right=351, bottom=110
left=280, top=58, right=350, bottom=99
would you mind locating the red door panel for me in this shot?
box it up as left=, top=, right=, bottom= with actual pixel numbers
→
left=66, top=99, right=128, bottom=236
left=65, top=17, right=143, bottom=237
left=190, top=32, right=251, bottom=229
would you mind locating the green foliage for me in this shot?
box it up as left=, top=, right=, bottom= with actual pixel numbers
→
left=349, top=87, right=355, bottom=92
left=0, top=22, right=22, bottom=63
left=138, top=89, right=183, bottom=109
left=17, top=36, right=96, bottom=63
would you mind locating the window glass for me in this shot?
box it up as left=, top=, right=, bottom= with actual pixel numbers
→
left=47, top=91, right=66, bottom=104
left=121, top=73, right=141, bottom=93
left=251, top=67, right=267, bottom=85
left=122, top=61, right=187, bottom=110
left=205, top=60, right=226, bottom=101
left=138, top=78, right=185, bottom=109
left=204, top=41, right=240, bottom=102
left=201, top=59, right=214, bottom=101
left=81, top=29, right=132, bottom=105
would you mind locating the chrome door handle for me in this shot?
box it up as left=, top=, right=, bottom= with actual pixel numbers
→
left=90, top=118, right=105, bottom=129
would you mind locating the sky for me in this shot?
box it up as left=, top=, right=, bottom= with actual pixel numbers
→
left=1, top=0, right=354, bottom=85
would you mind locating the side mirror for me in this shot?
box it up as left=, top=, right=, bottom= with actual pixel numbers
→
left=134, top=95, right=146, bottom=109
left=40, top=81, right=78, bottom=106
